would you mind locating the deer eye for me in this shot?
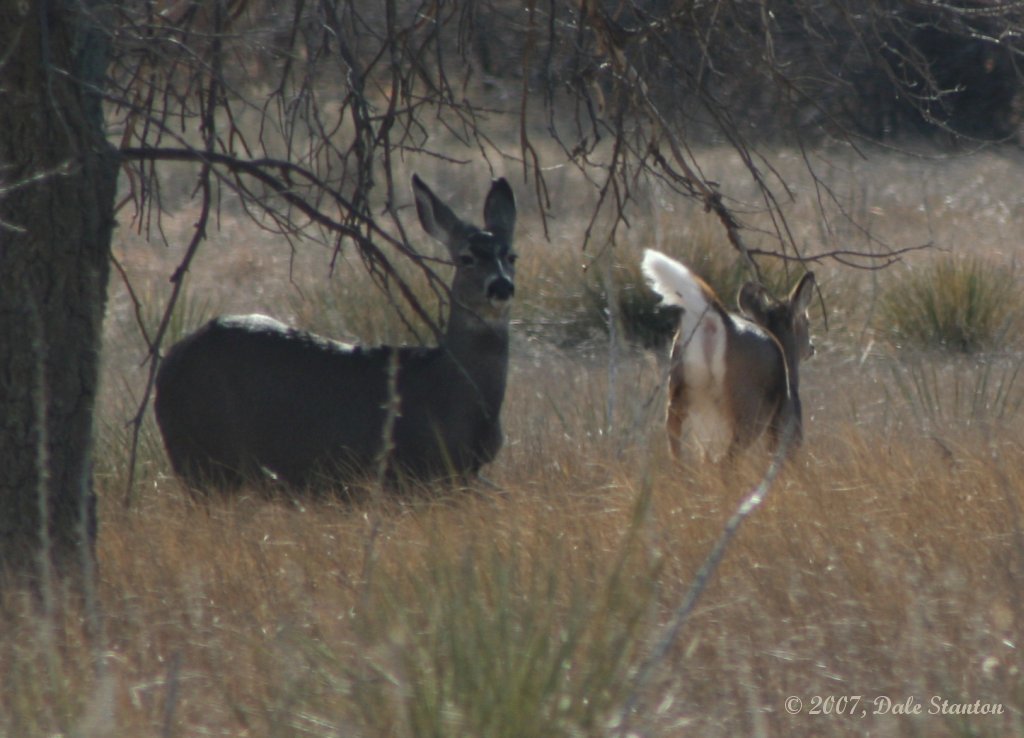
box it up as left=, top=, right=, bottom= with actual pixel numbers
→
left=459, top=253, right=476, bottom=266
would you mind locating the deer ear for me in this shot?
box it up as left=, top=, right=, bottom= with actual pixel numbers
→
left=738, top=281, right=773, bottom=323
left=483, top=178, right=516, bottom=243
left=412, top=174, right=467, bottom=257
left=790, top=272, right=816, bottom=313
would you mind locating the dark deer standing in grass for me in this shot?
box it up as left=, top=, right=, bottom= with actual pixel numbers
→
left=641, top=249, right=816, bottom=462
left=155, top=174, right=517, bottom=493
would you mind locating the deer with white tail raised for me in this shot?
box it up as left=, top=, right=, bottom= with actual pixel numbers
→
left=641, top=249, right=816, bottom=462
left=155, top=174, right=517, bottom=493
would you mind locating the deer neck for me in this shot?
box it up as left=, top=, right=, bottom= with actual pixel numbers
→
left=442, top=303, right=511, bottom=409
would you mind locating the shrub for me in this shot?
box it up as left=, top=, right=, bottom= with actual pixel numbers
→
left=878, top=256, right=1021, bottom=353
left=318, top=524, right=656, bottom=738
left=575, top=259, right=679, bottom=349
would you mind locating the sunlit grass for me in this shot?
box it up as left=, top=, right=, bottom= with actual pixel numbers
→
left=6, top=145, right=1024, bottom=737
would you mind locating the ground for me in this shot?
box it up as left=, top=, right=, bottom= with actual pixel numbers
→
left=5, top=141, right=1024, bottom=737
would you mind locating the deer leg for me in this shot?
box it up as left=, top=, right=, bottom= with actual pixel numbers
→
left=766, top=396, right=803, bottom=459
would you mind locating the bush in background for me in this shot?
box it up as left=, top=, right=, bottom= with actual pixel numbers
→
left=878, top=256, right=1021, bottom=353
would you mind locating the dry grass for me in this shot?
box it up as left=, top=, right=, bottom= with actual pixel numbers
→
left=5, top=143, right=1024, bottom=737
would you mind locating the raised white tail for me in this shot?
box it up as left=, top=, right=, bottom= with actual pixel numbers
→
left=642, top=249, right=815, bottom=461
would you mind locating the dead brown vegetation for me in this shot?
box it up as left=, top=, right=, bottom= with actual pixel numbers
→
left=4, top=143, right=1023, bottom=736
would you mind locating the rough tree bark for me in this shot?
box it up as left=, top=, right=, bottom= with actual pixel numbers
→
left=0, top=0, right=117, bottom=586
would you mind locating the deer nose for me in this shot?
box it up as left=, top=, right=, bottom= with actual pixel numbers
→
left=487, top=277, right=515, bottom=302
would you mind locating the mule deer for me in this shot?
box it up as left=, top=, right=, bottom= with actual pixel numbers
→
left=641, top=249, right=815, bottom=461
left=155, top=174, right=517, bottom=492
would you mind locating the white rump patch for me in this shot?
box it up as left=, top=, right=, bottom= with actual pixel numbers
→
left=643, top=250, right=735, bottom=460
left=681, top=312, right=731, bottom=460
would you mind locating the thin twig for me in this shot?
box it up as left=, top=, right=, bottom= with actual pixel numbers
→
left=615, top=418, right=797, bottom=735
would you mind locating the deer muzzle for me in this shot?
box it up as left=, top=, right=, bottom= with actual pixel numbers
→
left=487, top=276, right=515, bottom=302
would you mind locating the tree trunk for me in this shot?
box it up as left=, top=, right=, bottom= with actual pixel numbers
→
left=0, top=0, right=117, bottom=586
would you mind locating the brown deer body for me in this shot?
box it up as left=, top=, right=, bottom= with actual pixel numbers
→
left=641, top=249, right=815, bottom=461
left=155, top=174, right=517, bottom=491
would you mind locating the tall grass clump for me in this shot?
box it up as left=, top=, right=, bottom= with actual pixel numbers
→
left=886, top=354, right=1024, bottom=429
left=137, top=283, right=221, bottom=348
left=304, top=517, right=658, bottom=738
left=878, top=256, right=1021, bottom=353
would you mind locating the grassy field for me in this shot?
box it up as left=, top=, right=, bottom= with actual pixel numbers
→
left=5, top=142, right=1024, bottom=736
